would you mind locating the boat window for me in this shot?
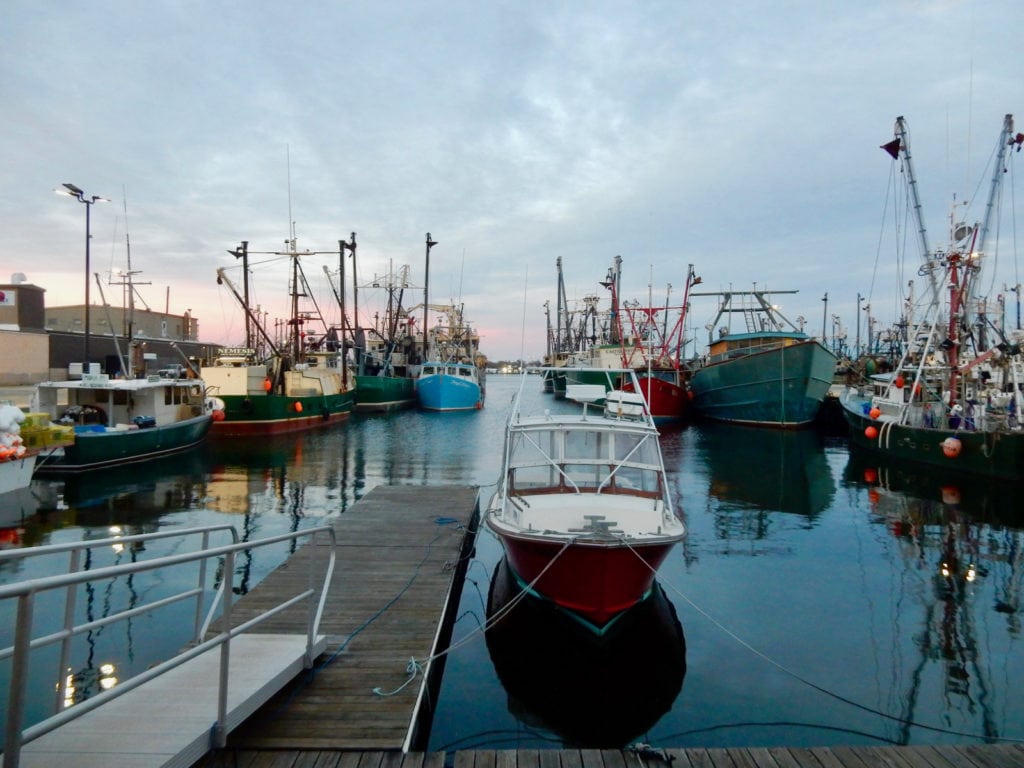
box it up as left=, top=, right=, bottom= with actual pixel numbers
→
left=511, top=464, right=560, bottom=490
left=613, top=466, right=661, bottom=494
left=613, top=432, right=645, bottom=461
left=509, top=430, right=559, bottom=465
left=564, top=430, right=606, bottom=461
left=563, top=463, right=604, bottom=489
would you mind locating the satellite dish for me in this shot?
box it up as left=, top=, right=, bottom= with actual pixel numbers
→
left=10, top=273, right=26, bottom=284
left=953, top=223, right=973, bottom=242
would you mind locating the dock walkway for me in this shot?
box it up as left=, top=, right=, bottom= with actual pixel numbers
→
left=220, top=484, right=480, bottom=752
left=201, top=745, right=1024, bottom=767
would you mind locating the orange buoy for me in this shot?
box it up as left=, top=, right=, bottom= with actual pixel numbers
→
left=894, top=376, right=905, bottom=389
left=863, top=468, right=878, bottom=484
left=294, top=401, right=303, bottom=413
left=941, top=486, right=961, bottom=504
left=865, top=425, right=878, bottom=439
left=264, top=377, right=272, bottom=392
left=212, top=410, right=225, bottom=422
left=941, top=436, right=962, bottom=458
left=869, top=406, right=881, bottom=419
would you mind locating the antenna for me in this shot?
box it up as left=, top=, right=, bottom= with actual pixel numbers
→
left=286, top=144, right=295, bottom=247
left=519, top=265, right=529, bottom=366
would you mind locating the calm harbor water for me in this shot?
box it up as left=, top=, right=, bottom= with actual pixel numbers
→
left=2, top=374, right=1023, bottom=751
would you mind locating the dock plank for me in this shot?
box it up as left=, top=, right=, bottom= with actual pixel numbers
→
left=196, top=747, right=1024, bottom=768
left=222, top=485, right=480, bottom=752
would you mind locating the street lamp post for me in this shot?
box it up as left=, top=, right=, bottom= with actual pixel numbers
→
left=56, top=183, right=107, bottom=370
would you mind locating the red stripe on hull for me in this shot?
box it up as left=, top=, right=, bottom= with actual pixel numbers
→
left=210, top=411, right=350, bottom=437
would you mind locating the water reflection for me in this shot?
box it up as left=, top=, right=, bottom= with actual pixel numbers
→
left=843, top=445, right=1024, bottom=742
left=485, top=557, right=686, bottom=747
left=695, top=423, right=836, bottom=518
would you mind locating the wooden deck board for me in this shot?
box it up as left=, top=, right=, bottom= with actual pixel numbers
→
left=223, top=485, right=481, bottom=752
left=197, top=747, right=1024, bottom=768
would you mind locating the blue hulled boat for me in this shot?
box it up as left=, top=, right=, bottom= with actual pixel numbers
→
left=416, top=361, right=483, bottom=412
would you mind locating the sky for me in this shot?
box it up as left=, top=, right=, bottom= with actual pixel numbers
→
left=2, top=0, right=1023, bottom=362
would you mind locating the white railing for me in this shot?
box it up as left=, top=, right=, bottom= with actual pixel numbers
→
left=0, top=523, right=336, bottom=767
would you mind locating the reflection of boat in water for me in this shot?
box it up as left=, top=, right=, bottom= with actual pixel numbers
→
left=695, top=421, right=836, bottom=517
left=844, top=441, right=1024, bottom=528
left=55, top=442, right=211, bottom=514
left=485, top=556, right=685, bottom=747
left=843, top=451, right=1023, bottom=742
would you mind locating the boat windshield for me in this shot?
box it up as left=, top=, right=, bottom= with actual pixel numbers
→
left=507, top=425, right=662, bottom=497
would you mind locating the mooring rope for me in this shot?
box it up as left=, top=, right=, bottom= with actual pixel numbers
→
left=372, top=534, right=578, bottom=696
left=615, top=536, right=1024, bottom=744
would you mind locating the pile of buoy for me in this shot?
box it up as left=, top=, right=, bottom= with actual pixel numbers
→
left=0, top=404, right=28, bottom=462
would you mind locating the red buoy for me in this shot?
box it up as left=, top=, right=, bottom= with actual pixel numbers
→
left=865, top=426, right=878, bottom=439
left=294, top=401, right=304, bottom=413
left=941, top=436, right=962, bottom=458
left=869, top=406, right=881, bottom=419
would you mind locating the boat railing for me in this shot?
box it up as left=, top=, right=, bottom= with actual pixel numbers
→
left=0, top=523, right=336, bottom=766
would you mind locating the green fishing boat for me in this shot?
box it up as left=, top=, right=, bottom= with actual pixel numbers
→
left=689, top=289, right=836, bottom=428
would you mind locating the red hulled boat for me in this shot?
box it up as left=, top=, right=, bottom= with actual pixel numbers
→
left=485, top=372, right=685, bottom=633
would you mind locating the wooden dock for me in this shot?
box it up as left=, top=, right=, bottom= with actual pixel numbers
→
left=220, top=484, right=481, bottom=752
left=198, top=745, right=1024, bottom=767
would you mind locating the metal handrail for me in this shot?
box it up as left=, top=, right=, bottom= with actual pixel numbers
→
left=1, top=524, right=336, bottom=768
left=0, top=523, right=240, bottom=718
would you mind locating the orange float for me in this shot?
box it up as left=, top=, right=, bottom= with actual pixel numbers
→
left=865, top=426, right=878, bottom=439
left=869, top=406, right=881, bottom=419
left=941, top=436, right=962, bottom=458
left=894, top=376, right=905, bottom=389
left=294, top=401, right=304, bottom=413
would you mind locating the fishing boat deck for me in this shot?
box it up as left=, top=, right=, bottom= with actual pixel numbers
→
left=202, top=745, right=1024, bottom=767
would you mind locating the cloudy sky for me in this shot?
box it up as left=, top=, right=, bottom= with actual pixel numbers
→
left=3, top=1, right=1022, bottom=361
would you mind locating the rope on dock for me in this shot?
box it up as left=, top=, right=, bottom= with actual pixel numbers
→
left=373, top=535, right=578, bottom=697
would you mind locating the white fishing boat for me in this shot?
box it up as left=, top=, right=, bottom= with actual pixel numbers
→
left=485, top=370, right=684, bottom=634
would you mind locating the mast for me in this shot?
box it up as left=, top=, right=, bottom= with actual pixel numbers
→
left=423, top=233, right=437, bottom=360
left=227, top=241, right=251, bottom=349
left=976, top=114, right=1017, bottom=256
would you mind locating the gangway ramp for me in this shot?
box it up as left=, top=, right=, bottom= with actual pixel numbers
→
left=17, top=633, right=326, bottom=768
left=1, top=524, right=335, bottom=768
